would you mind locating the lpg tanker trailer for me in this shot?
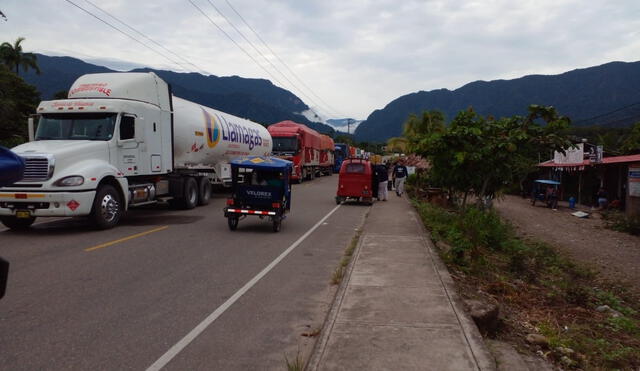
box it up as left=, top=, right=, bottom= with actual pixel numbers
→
left=0, top=72, right=272, bottom=230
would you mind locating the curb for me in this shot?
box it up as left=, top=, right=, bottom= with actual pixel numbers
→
left=408, top=199, right=497, bottom=371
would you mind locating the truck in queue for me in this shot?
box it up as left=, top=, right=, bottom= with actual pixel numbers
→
left=268, top=121, right=323, bottom=182
left=0, top=72, right=272, bottom=230
left=334, top=143, right=350, bottom=173
left=318, top=134, right=335, bottom=176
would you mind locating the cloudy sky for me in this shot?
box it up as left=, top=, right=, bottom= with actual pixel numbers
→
left=1, top=0, right=639, bottom=120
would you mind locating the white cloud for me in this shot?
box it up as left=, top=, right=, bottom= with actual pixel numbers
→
left=1, top=0, right=639, bottom=119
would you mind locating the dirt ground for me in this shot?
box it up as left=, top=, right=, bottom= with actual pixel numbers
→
left=495, top=195, right=640, bottom=294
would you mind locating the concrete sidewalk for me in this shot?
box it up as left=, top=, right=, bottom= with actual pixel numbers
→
left=309, top=194, right=495, bottom=370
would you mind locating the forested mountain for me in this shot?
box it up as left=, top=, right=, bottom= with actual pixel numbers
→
left=22, top=54, right=334, bottom=134
left=355, top=61, right=640, bottom=142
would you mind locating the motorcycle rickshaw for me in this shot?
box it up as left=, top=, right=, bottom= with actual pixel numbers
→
left=224, top=156, right=292, bottom=232
left=531, top=179, right=561, bottom=208
left=335, top=158, right=375, bottom=205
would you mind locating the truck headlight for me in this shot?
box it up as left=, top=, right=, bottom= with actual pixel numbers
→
left=54, top=176, right=84, bottom=186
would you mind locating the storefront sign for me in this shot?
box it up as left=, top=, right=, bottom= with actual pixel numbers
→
left=629, top=165, right=640, bottom=197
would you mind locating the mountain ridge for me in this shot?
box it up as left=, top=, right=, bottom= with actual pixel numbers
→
left=355, top=60, right=640, bottom=142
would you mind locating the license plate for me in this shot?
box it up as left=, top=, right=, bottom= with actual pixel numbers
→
left=16, top=210, right=31, bottom=219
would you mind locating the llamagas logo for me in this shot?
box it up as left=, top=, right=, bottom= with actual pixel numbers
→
left=203, top=108, right=221, bottom=148
left=202, top=107, right=264, bottom=150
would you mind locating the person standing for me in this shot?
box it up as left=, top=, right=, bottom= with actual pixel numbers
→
left=597, top=187, right=609, bottom=209
left=376, top=164, right=389, bottom=201
left=392, top=160, right=408, bottom=196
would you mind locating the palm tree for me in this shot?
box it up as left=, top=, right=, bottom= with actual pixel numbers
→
left=0, top=37, right=40, bottom=75
left=387, top=137, right=408, bottom=153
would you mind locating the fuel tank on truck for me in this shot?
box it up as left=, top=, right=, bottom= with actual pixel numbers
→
left=172, top=97, right=272, bottom=169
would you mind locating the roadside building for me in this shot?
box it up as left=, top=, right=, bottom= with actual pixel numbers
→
left=538, top=148, right=640, bottom=216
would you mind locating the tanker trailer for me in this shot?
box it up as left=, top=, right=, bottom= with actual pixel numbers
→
left=0, top=72, right=272, bottom=230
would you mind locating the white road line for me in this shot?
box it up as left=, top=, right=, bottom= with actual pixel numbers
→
left=146, top=203, right=343, bottom=371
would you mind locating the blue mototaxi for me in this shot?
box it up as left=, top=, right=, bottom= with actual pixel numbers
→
left=531, top=179, right=561, bottom=207
left=224, top=156, right=292, bottom=232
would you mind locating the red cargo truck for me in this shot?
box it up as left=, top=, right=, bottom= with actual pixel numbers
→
left=319, top=135, right=335, bottom=176
left=268, top=121, right=322, bottom=182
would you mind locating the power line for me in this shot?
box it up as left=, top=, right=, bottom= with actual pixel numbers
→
left=573, top=101, right=640, bottom=125
left=186, top=0, right=297, bottom=99
left=64, top=0, right=187, bottom=71
left=82, top=0, right=210, bottom=75
left=223, top=0, right=348, bottom=118
left=203, top=0, right=334, bottom=118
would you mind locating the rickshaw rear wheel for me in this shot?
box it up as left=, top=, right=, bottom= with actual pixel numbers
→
left=228, top=215, right=239, bottom=230
left=272, top=217, right=281, bottom=232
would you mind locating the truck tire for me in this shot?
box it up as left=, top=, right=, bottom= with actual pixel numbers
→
left=91, top=184, right=123, bottom=229
left=1, top=215, right=36, bottom=230
left=197, top=177, right=211, bottom=206
left=183, top=177, right=198, bottom=209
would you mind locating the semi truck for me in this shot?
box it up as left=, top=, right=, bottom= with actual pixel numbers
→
left=268, top=121, right=323, bottom=182
left=319, top=135, right=335, bottom=176
left=0, top=72, right=272, bottom=230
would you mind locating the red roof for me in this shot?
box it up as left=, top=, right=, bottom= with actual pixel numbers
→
left=602, top=154, right=640, bottom=164
left=539, top=154, right=640, bottom=168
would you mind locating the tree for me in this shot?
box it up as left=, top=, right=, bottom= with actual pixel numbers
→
left=386, top=137, right=408, bottom=153
left=334, top=134, right=354, bottom=145
left=0, top=65, right=40, bottom=147
left=0, top=37, right=41, bottom=75
left=410, top=105, right=573, bottom=207
left=403, top=110, right=446, bottom=154
left=53, top=90, right=69, bottom=100
left=619, top=122, right=640, bottom=154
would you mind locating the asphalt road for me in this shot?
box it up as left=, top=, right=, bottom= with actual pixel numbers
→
left=0, top=175, right=369, bottom=370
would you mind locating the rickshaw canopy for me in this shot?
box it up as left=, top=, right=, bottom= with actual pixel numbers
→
left=230, top=156, right=293, bottom=171
left=534, top=179, right=561, bottom=185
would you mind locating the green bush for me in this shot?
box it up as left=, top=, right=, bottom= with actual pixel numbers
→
left=604, top=211, right=640, bottom=236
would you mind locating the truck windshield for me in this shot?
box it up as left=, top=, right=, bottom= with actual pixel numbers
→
left=35, top=113, right=117, bottom=141
left=272, top=137, right=298, bottom=153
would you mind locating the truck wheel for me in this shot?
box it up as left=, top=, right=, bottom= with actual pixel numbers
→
left=1, top=215, right=36, bottom=230
left=335, top=196, right=343, bottom=205
left=183, top=177, right=198, bottom=209
left=197, top=177, right=211, bottom=206
left=91, top=184, right=122, bottom=229
left=228, top=216, right=239, bottom=230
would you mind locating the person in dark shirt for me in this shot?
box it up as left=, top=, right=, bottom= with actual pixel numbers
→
left=375, top=164, right=389, bottom=201
left=392, top=160, right=408, bottom=196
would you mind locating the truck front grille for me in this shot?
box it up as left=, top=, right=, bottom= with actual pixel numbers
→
left=21, top=155, right=54, bottom=182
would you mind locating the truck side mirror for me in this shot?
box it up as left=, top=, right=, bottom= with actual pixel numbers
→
left=28, top=114, right=40, bottom=142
